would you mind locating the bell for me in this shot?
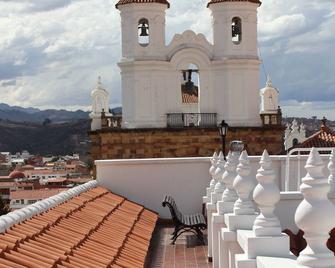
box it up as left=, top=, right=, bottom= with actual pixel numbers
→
left=185, top=69, right=194, bottom=91
left=232, top=24, right=240, bottom=37
left=139, top=23, right=149, bottom=37
left=185, top=81, right=194, bottom=92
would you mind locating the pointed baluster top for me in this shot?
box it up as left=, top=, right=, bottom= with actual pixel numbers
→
left=253, top=150, right=281, bottom=237
left=328, top=149, right=335, bottom=193
left=233, top=150, right=256, bottom=215
left=295, top=148, right=335, bottom=267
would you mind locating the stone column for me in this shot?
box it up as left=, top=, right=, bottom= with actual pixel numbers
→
left=295, top=148, right=335, bottom=268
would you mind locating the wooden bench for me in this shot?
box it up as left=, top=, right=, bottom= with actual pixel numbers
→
left=162, top=195, right=207, bottom=244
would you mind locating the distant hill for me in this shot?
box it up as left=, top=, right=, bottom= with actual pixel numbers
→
left=0, top=103, right=89, bottom=123
left=0, top=119, right=90, bottom=156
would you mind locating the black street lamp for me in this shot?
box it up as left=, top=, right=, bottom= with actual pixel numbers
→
left=218, top=120, right=229, bottom=160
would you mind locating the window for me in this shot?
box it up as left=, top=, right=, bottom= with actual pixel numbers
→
left=232, top=17, right=242, bottom=45
left=293, top=138, right=299, bottom=146
left=138, top=18, right=149, bottom=46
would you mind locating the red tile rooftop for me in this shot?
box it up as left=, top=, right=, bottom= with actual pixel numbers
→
left=10, top=189, right=66, bottom=200
left=0, top=184, right=158, bottom=268
left=294, top=125, right=335, bottom=149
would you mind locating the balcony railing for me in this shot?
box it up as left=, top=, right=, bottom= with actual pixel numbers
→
left=167, top=113, right=217, bottom=128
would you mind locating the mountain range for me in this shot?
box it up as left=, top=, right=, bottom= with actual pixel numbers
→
left=0, top=103, right=89, bottom=123
left=0, top=103, right=122, bottom=156
left=0, top=103, right=122, bottom=124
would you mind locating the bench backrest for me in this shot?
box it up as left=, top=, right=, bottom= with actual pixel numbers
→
left=162, top=195, right=183, bottom=224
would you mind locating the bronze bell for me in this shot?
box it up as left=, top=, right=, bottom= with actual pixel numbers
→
left=232, top=24, right=240, bottom=37
left=139, top=22, right=149, bottom=37
left=185, top=69, right=194, bottom=92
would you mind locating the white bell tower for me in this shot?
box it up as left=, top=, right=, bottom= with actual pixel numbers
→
left=116, top=0, right=169, bottom=60
left=207, top=0, right=262, bottom=126
left=89, top=77, right=112, bottom=131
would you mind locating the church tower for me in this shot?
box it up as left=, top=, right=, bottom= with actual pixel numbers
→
left=89, top=0, right=285, bottom=161
left=116, top=0, right=169, bottom=60
left=207, top=0, right=262, bottom=126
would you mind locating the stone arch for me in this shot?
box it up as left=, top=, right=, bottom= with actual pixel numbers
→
left=170, top=47, right=211, bottom=71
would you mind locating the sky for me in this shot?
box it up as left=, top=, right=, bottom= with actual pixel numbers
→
left=0, top=0, right=334, bottom=119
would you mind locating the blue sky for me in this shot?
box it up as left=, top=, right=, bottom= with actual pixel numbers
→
left=0, top=0, right=334, bottom=119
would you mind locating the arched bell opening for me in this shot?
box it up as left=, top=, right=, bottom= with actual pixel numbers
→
left=138, top=18, right=150, bottom=46
left=232, top=17, right=242, bottom=45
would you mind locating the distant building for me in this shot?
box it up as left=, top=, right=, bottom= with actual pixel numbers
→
left=288, top=117, right=335, bottom=151
left=284, top=119, right=307, bottom=151
left=10, top=188, right=66, bottom=210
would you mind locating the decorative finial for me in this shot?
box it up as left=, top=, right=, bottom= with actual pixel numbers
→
left=266, top=74, right=273, bottom=87
left=329, top=149, right=335, bottom=193
left=233, top=150, right=255, bottom=215
left=253, top=149, right=282, bottom=237
left=295, top=147, right=335, bottom=267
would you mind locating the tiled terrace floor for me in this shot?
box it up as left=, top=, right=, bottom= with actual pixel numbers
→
left=148, top=224, right=211, bottom=268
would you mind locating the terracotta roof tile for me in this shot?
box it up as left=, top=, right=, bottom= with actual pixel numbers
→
left=207, top=0, right=261, bottom=7
left=115, top=0, right=170, bottom=9
left=10, top=189, right=66, bottom=200
left=295, top=126, right=335, bottom=149
left=0, top=186, right=158, bottom=268
left=181, top=92, right=198, bottom=104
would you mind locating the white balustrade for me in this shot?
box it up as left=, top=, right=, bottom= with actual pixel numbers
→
left=219, top=150, right=258, bottom=268
left=295, top=148, right=335, bottom=268
left=253, top=149, right=282, bottom=237
left=328, top=149, right=335, bottom=193
left=212, top=152, right=228, bottom=205
left=233, top=150, right=256, bottom=216
left=206, top=152, right=226, bottom=261
left=217, top=150, right=240, bottom=217
left=207, top=151, right=226, bottom=263
left=204, top=151, right=219, bottom=204
left=235, top=150, right=289, bottom=268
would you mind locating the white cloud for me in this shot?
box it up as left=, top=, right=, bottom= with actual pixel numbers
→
left=0, top=0, right=334, bottom=119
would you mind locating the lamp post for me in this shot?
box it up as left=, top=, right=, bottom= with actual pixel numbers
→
left=218, top=120, right=229, bottom=160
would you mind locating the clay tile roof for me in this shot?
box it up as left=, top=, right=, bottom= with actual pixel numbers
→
left=116, top=0, right=170, bottom=9
left=0, top=184, right=158, bottom=267
left=10, top=189, right=66, bottom=200
left=8, top=171, right=25, bottom=179
left=182, top=92, right=198, bottom=104
left=297, top=129, right=335, bottom=149
left=207, top=0, right=261, bottom=7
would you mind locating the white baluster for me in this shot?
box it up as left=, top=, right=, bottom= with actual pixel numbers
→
left=233, top=150, right=256, bottom=215
left=253, top=149, right=282, bottom=237
left=207, top=152, right=219, bottom=199
left=217, top=150, right=239, bottom=214
left=211, top=152, right=227, bottom=204
left=295, top=148, right=335, bottom=268
left=328, top=149, right=335, bottom=193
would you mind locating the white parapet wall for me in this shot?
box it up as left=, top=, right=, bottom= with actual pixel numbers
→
left=95, top=155, right=331, bottom=221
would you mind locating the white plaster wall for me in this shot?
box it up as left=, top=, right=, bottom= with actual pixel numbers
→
left=96, top=155, right=331, bottom=219
left=96, top=158, right=211, bottom=218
